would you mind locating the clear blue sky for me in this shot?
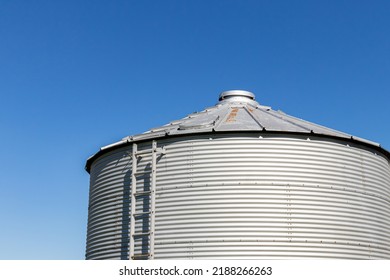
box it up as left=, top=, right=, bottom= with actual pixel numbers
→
left=0, top=0, right=389, bottom=259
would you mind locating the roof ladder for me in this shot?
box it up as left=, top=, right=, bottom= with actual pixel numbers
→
left=129, top=140, right=165, bottom=260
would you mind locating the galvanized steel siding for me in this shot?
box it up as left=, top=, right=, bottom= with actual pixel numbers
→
left=86, top=134, right=390, bottom=259
left=86, top=147, right=132, bottom=260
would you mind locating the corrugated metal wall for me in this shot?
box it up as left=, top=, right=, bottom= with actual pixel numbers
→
left=86, top=133, right=390, bottom=259
left=86, top=146, right=131, bottom=259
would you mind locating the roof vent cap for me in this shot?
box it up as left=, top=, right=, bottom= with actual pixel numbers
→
left=218, top=90, right=257, bottom=104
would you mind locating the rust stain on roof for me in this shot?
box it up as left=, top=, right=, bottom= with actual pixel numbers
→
left=226, top=108, right=239, bottom=122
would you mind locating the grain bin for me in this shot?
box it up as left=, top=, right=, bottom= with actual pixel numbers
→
left=85, top=90, right=390, bottom=260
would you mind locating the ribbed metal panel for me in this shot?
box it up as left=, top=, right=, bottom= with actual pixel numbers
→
left=86, top=133, right=390, bottom=259
left=86, top=146, right=131, bottom=260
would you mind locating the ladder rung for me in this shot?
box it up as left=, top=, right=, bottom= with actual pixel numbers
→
left=135, top=149, right=152, bottom=156
left=133, top=232, right=150, bottom=237
left=135, top=147, right=166, bottom=156
left=134, top=169, right=151, bottom=176
left=132, top=254, right=150, bottom=259
left=134, top=191, right=151, bottom=196
left=133, top=211, right=151, bottom=217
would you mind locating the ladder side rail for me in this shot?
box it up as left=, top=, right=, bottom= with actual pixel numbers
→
left=150, top=140, right=157, bottom=259
left=129, top=143, right=137, bottom=259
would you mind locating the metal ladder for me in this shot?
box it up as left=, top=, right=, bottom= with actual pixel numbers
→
left=129, top=140, right=165, bottom=260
